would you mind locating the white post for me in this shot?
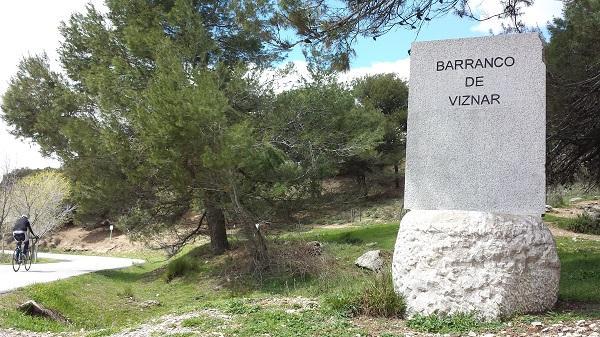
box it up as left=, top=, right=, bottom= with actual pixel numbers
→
left=109, top=224, right=114, bottom=241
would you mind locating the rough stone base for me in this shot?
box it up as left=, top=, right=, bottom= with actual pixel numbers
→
left=392, top=210, right=560, bottom=320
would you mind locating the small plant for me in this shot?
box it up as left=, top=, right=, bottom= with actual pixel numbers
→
left=324, top=270, right=405, bottom=318
left=117, top=285, right=135, bottom=299
left=546, top=185, right=567, bottom=208
left=224, top=299, right=261, bottom=314
left=181, top=316, right=224, bottom=330
left=566, top=213, right=600, bottom=235
left=359, top=270, right=405, bottom=317
left=323, top=286, right=362, bottom=316
left=163, top=256, right=199, bottom=282
left=407, top=313, right=502, bottom=334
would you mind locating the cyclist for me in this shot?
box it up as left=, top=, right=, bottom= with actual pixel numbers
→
left=13, top=215, right=38, bottom=256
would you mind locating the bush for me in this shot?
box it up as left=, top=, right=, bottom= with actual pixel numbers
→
left=163, top=256, right=199, bottom=282
left=219, top=240, right=330, bottom=288
left=117, top=285, right=135, bottom=299
left=566, top=213, right=600, bottom=235
left=324, top=271, right=405, bottom=318
left=546, top=185, right=567, bottom=208
left=324, top=285, right=362, bottom=316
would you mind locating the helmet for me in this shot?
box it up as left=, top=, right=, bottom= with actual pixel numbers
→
left=21, top=214, right=28, bottom=219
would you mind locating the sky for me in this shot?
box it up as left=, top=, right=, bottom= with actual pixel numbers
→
left=0, top=0, right=564, bottom=170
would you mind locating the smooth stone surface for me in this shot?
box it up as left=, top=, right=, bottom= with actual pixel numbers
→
left=392, top=210, right=560, bottom=320
left=404, top=33, right=546, bottom=215
left=355, top=250, right=383, bottom=271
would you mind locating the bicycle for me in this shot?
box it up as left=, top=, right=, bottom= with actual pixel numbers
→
left=12, top=236, right=38, bottom=272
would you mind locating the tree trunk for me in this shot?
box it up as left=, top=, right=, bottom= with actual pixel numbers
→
left=251, top=224, right=269, bottom=264
left=205, top=197, right=229, bottom=255
left=1, top=226, right=4, bottom=260
left=394, top=164, right=400, bottom=189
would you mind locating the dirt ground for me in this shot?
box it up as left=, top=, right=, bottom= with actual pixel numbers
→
left=549, top=200, right=600, bottom=218
left=545, top=199, right=600, bottom=241
left=38, top=226, right=144, bottom=254
left=17, top=198, right=600, bottom=254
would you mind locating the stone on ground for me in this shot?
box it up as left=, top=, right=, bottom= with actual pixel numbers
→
left=393, top=210, right=560, bottom=320
left=18, top=300, right=67, bottom=323
left=355, top=250, right=383, bottom=271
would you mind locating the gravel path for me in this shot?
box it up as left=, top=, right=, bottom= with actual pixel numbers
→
left=0, top=310, right=598, bottom=337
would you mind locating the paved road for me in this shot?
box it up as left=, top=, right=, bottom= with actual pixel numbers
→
left=0, top=251, right=144, bottom=293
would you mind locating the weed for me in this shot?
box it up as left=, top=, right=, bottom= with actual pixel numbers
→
left=224, top=299, right=261, bottom=315
left=324, top=270, right=405, bottom=318
left=566, top=213, right=600, bottom=235
left=556, top=237, right=600, bottom=301
left=217, top=240, right=330, bottom=291
left=163, top=256, right=199, bottom=282
left=85, top=329, right=119, bottom=337
left=225, top=309, right=365, bottom=337
left=406, top=313, right=502, bottom=334
left=323, top=286, right=362, bottom=316
left=545, top=213, right=600, bottom=235
left=359, top=270, right=405, bottom=317
left=546, top=183, right=600, bottom=207
left=117, top=285, right=135, bottom=299
left=547, top=185, right=568, bottom=208
left=181, top=316, right=224, bottom=330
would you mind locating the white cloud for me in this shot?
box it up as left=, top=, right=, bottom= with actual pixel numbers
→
left=266, top=58, right=411, bottom=92
left=0, top=0, right=104, bottom=170
left=339, top=58, right=411, bottom=83
left=470, top=0, right=564, bottom=34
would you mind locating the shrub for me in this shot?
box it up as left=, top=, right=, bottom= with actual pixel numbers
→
left=163, top=256, right=199, bottom=282
left=324, top=270, right=405, bottom=318
left=117, top=285, right=135, bottom=299
left=566, top=213, right=600, bottom=235
left=323, top=286, right=362, bottom=316
left=546, top=185, right=567, bottom=208
left=219, top=240, right=330, bottom=287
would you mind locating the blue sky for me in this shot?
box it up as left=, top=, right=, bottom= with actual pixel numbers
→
left=0, top=0, right=564, bottom=170
left=287, top=14, right=486, bottom=67
left=278, top=0, right=563, bottom=85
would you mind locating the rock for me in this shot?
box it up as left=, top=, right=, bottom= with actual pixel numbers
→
left=355, top=250, right=383, bottom=271
left=570, top=197, right=583, bottom=203
left=532, top=321, right=543, bottom=327
left=18, top=300, right=68, bottom=323
left=393, top=210, right=560, bottom=320
left=139, top=300, right=160, bottom=308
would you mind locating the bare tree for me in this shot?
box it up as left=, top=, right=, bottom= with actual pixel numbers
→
left=11, top=171, right=75, bottom=238
left=0, top=159, right=15, bottom=255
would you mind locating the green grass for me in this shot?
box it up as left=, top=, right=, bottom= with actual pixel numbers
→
left=302, top=223, right=399, bottom=249
left=546, top=183, right=600, bottom=208
left=407, top=313, right=502, bottom=334
left=556, top=237, right=600, bottom=302
left=181, top=316, right=226, bottom=330
left=0, top=253, right=225, bottom=332
left=225, top=309, right=365, bottom=337
left=0, top=256, right=61, bottom=264
left=544, top=214, right=600, bottom=235
left=0, top=221, right=599, bottom=335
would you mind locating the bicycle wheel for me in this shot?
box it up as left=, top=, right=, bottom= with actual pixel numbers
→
left=12, top=248, right=21, bottom=272
left=24, top=249, right=33, bottom=271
